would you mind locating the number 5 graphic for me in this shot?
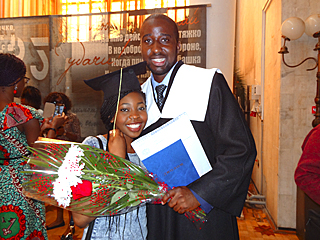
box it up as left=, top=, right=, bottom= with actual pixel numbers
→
left=30, top=37, right=49, bottom=80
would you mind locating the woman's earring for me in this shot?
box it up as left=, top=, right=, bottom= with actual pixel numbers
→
left=13, top=85, right=18, bottom=94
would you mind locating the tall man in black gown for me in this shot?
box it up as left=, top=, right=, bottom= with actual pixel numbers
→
left=139, top=14, right=257, bottom=240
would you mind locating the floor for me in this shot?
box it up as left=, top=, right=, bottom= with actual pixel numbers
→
left=46, top=203, right=300, bottom=240
left=238, top=204, right=299, bottom=240
left=46, top=205, right=84, bottom=240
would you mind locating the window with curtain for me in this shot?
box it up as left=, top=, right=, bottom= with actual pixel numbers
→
left=0, top=0, right=189, bottom=19
left=1, top=0, right=189, bottom=42
left=0, top=1, right=205, bottom=137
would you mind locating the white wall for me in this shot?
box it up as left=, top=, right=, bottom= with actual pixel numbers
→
left=190, top=0, right=236, bottom=87
left=236, top=0, right=320, bottom=229
left=278, top=0, right=320, bottom=228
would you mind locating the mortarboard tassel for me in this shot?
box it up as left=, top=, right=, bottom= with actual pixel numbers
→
left=112, top=68, right=123, bottom=135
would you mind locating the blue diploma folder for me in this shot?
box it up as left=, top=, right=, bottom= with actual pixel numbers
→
left=142, top=139, right=200, bottom=188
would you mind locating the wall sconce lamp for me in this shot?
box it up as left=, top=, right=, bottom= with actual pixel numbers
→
left=278, top=14, right=320, bottom=127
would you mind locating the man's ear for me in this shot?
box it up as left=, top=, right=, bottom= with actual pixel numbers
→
left=110, top=117, right=114, bottom=123
left=177, top=41, right=181, bottom=53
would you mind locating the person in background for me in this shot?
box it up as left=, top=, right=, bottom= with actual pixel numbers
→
left=0, top=53, right=65, bottom=240
left=72, top=62, right=148, bottom=240
left=21, top=85, right=43, bottom=115
left=295, top=124, right=320, bottom=205
left=139, top=14, right=257, bottom=240
left=43, top=92, right=81, bottom=142
left=43, top=92, right=81, bottom=239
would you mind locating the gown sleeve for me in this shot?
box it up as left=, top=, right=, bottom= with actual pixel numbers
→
left=188, top=72, right=257, bottom=217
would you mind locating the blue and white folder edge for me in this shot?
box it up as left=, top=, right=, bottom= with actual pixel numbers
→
left=131, top=112, right=212, bottom=187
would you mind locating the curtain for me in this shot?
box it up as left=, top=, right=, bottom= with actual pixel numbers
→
left=1, top=0, right=189, bottom=19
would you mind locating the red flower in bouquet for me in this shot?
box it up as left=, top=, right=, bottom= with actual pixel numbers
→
left=71, top=180, right=92, bottom=200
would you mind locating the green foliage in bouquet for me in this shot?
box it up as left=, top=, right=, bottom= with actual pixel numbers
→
left=22, top=142, right=165, bottom=216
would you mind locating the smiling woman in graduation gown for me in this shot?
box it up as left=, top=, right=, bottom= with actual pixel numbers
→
left=140, top=61, right=257, bottom=240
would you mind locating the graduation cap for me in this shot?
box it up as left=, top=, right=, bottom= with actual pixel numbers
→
left=84, top=61, right=147, bottom=100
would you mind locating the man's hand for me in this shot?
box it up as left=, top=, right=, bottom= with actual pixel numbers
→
left=162, top=186, right=200, bottom=214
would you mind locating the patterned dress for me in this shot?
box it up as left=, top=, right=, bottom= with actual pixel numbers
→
left=0, top=102, right=48, bottom=240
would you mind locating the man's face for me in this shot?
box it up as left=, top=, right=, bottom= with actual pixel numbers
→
left=140, top=18, right=180, bottom=83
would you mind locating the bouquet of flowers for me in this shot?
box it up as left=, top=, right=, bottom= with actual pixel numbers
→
left=22, top=139, right=207, bottom=228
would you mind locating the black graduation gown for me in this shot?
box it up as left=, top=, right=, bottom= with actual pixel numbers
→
left=141, top=61, right=257, bottom=240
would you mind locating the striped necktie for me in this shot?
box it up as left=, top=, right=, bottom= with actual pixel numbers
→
left=155, top=84, right=167, bottom=109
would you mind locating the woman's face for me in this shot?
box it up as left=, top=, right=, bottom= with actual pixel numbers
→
left=53, top=95, right=66, bottom=113
left=114, top=92, right=147, bottom=141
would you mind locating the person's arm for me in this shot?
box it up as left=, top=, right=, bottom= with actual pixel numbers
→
left=21, top=118, right=41, bottom=146
left=15, top=105, right=42, bottom=146
left=163, top=72, right=256, bottom=217
left=72, top=212, right=96, bottom=228
left=188, top=72, right=256, bottom=217
left=162, top=186, right=200, bottom=214
left=295, top=125, right=320, bottom=205
left=41, top=113, right=67, bottom=138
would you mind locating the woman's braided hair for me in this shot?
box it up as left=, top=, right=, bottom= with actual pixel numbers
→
left=100, top=90, right=146, bottom=132
left=0, top=53, right=26, bottom=86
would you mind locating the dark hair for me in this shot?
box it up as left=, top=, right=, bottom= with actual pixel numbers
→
left=21, top=86, right=42, bottom=109
left=142, top=14, right=179, bottom=43
left=0, top=53, right=26, bottom=87
left=100, top=90, right=146, bottom=131
left=43, top=92, right=72, bottom=113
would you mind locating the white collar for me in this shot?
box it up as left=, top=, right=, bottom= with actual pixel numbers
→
left=142, top=64, right=219, bottom=128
